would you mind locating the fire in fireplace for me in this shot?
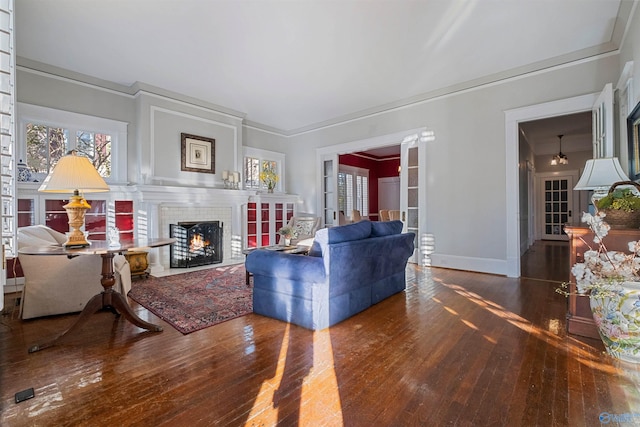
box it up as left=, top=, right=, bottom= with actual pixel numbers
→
left=170, top=221, right=223, bottom=268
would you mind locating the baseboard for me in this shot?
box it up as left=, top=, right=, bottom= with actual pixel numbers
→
left=429, top=254, right=507, bottom=276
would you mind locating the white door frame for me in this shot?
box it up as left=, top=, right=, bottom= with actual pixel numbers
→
left=505, top=93, right=598, bottom=277
left=534, top=170, right=580, bottom=241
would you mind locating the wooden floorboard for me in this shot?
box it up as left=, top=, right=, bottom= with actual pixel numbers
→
left=2, top=240, right=640, bottom=426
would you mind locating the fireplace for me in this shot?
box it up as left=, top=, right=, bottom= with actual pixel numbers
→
left=170, top=221, right=223, bottom=268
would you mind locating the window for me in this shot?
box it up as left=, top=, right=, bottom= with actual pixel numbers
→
left=243, top=147, right=285, bottom=192
left=338, top=165, right=369, bottom=218
left=18, top=103, right=127, bottom=183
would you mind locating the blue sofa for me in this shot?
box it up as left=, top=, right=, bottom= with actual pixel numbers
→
left=245, top=220, right=415, bottom=330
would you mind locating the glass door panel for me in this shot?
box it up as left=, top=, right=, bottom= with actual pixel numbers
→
left=401, top=143, right=422, bottom=263
left=323, top=155, right=338, bottom=226
left=541, top=176, right=572, bottom=241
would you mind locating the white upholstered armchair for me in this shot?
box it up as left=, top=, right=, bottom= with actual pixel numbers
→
left=17, top=225, right=132, bottom=319
left=285, top=216, right=321, bottom=247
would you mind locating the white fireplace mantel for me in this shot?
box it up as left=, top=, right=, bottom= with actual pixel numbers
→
left=131, top=184, right=301, bottom=272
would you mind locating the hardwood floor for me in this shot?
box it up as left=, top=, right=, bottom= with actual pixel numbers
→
left=2, top=242, right=640, bottom=426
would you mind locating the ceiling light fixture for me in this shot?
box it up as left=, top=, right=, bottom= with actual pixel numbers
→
left=551, top=134, right=568, bottom=165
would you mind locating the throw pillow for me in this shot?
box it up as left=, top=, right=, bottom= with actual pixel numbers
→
left=291, top=218, right=317, bottom=238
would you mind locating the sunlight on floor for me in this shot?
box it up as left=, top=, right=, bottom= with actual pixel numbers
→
left=433, top=278, right=617, bottom=372
left=246, top=325, right=343, bottom=425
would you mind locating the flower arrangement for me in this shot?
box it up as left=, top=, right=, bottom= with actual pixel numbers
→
left=558, top=211, right=640, bottom=362
left=596, top=187, right=640, bottom=212
left=557, top=212, right=640, bottom=297
left=593, top=181, right=640, bottom=229
left=259, top=167, right=279, bottom=191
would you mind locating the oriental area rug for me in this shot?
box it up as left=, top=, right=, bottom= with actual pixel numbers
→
left=128, top=263, right=252, bottom=334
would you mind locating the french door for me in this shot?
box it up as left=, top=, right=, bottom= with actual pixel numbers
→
left=400, top=138, right=425, bottom=263
left=321, top=153, right=339, bottom=227
left=538, top=174, right=575, bottom=241
left=592, top=83, right=614, bottom=158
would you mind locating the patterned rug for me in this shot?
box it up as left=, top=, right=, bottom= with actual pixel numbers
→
left=128, top=263, right=252, bottom=334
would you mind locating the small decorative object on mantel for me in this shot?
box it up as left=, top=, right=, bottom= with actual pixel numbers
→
left=222, top=170, right=240, bottom=189
left=595, top=181, right=640, bottom=228
left=558, top=212, right=640, bottom=363
left=260, top=165, right=279, bottom=193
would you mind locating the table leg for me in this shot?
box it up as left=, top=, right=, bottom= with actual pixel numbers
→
left=28, top=252, right=163, bottom=353
left=28, top=293, right=104, bottom=353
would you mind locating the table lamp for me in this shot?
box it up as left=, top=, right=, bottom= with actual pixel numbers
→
left=574, top=157, right=630, bottom=208
left=38, top=150, right=110, bottom=247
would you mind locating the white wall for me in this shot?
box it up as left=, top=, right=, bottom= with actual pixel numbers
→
left=133, top=92, right=243, bottom=187
left=285, top=55, right=621, bottom=274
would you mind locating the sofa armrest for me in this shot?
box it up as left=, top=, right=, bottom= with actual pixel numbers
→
left=245, top=250, right=325, bottom=281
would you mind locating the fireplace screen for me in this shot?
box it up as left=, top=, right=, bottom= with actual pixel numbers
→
left=170, top=221, right=223, bottom=268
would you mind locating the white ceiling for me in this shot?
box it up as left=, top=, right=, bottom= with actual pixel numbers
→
left=15, top=0, right=635, bottom=135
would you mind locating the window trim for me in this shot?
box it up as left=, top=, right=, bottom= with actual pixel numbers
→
left=243, top=146, right=286, bottom=192
left=17, top=103, right=128, bottom=184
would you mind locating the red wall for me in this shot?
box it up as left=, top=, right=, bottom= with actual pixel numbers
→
left=339, top=154, right=400, bottom=220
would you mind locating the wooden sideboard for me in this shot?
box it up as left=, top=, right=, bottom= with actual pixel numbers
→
left=565, top=225, right=640, bottom=339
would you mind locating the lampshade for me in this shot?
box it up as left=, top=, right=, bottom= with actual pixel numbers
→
left=38, top=150, right=110, bottom=193
left=38, top=150, right=109, bottom=247
left=574, top=157, right=629, bottom=190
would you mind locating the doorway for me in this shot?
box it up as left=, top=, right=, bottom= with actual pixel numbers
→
left=505, top=93, right=599, bottom=277
left=378, top=176, right=400, bottom=212
left=317, top=127, right=429, bottom=263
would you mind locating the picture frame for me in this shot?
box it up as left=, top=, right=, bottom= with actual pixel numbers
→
left=181, top=133, right=215, bottom=174
left=628, top=102, right=640, bottom=181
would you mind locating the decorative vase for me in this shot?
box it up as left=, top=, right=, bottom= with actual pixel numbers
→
left=589, top=281, right=640, bottom=363
left=268, top=187, right=274, bottom=193
left=284, top=237, right=291, bottom=246
left=17, top=159, right=31, bottom=182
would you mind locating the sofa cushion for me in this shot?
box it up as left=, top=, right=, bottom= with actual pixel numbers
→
left=315, top=220, right=372, bottom=245
left=371, top=220, right=403, bottom=237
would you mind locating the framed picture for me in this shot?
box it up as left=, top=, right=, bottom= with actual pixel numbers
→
left=181, top=133, right=215, bottom=174
left=628, top=102, right=640, bottom=181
